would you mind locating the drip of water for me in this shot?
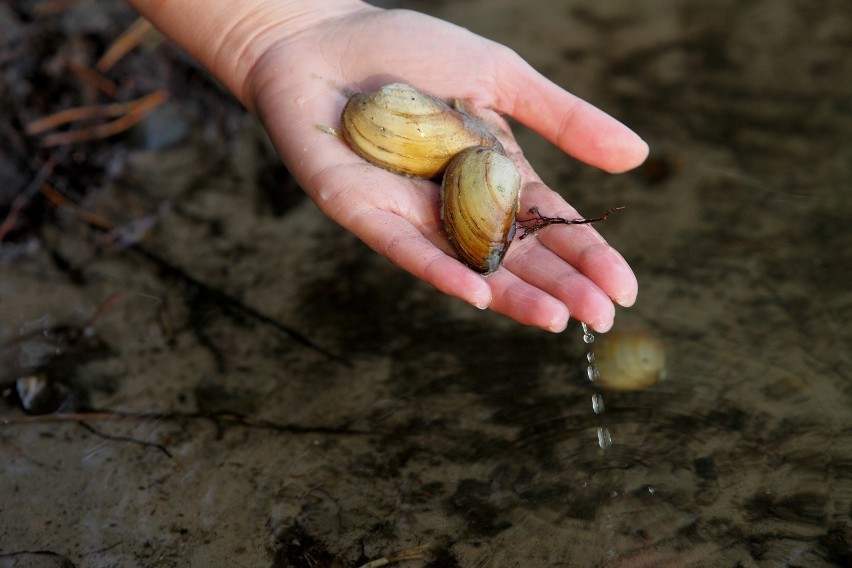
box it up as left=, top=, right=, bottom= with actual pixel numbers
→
left=592, top=392, right=605, bottom=414
left=587, top=364, right=600, bottom=382
left=597, top=427, right=613, bottom=449
left=581, top=323, right=611, bottom=449
left=581, top=322, right=595, bottom=344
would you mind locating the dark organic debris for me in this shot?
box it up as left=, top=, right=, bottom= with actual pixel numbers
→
left=0, top=1, right=341, bottom=370
left=271, top=524, right=339, bottom=568
left=0, top=549, right=77, bottom=568
left=517, top=205, right=624, bottom=240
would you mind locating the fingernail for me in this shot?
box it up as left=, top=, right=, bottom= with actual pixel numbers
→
left=588, top=315, right=615, bottom=333
left=614, top=284, right=637, bottom=307
left=469, top=289, right=491, bottom=310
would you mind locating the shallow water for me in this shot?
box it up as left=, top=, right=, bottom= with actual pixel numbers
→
left=2, top=0, right=851, bottom=566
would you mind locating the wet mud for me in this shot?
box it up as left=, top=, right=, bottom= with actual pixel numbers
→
left=2, top=0, right=851, bottom=566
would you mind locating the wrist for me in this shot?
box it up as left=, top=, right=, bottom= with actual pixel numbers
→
left=126, top=0, right=369, bottom=110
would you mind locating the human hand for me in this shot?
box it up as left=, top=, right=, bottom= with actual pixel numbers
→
left=129, top=0, right=649, bottom=332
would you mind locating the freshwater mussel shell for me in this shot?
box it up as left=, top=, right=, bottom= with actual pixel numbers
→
left=594, top=330, right=666, bottom=391
left=341, top=83, right=503, bottom=179
left=441, top=146, right=521, bottom=274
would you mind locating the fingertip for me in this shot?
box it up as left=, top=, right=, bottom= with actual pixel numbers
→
left=601, top=131, right=650, bottom=174
left=615, top=288, right=637, bottom=308
left=487, top=270, right=571, bottom=331
left=610, top=265, right=638, bottom=308
left=565, top=281, right=616, bottom=334
left=574, top=242, right=638, bottom=308
left=493, top=60, right=649, bottom=174
left=468, top=281, right=493, bottom=310
left=541, top=299, right=571, bottom=333
left=546, top=313, right=570, bottom=333
left=589, top=311, right=615, bottom=334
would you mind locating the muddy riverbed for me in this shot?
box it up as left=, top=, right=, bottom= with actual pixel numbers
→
left=1, top=0, right=850, bottom=566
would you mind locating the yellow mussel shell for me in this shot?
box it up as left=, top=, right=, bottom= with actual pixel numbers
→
left=441, top=146, right=521, bottom=274
left=594, top=331, right=666, bottom=391
left=340, top=83, right=503, bottom=179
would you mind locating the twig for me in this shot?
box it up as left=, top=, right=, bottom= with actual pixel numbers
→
left=517, top=206, right=625, bottom=240
left=97, top=17, right=157, bottom=72
left=83, top=290, right=127, bottom=330
left=32, top=0, right=87, bottom=17
left=357, top=545, right=430, bottom=568
left=0, top=549, right=77, bottom=567
left=77, top=420, right=173, bottom=458
left=2, top=409, right=373, bottom=437
left=28, top=89, right=169, bottom=147
left=39, top=182, right=115, bottom=230
left=0, top=156, right=58, bottom=242
left=26, top=99, right=140, bottom=135
left=132, top=245, right=353, bottom=367
left=68, top=59, right=118, bottom=97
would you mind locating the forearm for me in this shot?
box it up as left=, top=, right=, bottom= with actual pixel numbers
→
left=125, top=0, right=367, bottom=110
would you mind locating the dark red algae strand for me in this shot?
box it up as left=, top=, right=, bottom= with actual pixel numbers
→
left=517, top=206, right=625, bottom=240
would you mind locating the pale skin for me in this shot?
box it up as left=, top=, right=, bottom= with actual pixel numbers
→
left=127, top=0, right=649, bottom=332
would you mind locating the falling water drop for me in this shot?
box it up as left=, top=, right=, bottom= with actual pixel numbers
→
left=581, top=323, right=611, bottom=450
left=581, top=322, right=595, bottom=344
left=597, top=427, right=613, bottom=449
left=592, top=393, right=605, bottom=414
left=587, top=364, right=600, bottom=382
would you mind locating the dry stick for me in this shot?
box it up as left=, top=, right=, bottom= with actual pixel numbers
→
left=77, top=420, right=173, bottom=458
left=357, top=545, right=430, bottom=568
left=25, top=102, right=127, bottom=135
left=32, top=0, right=87, bottom=17
left=36, top=89, right=170, bottom=147
left=68, top=59, right=118, bottom=98
left=39, top=182, right=115, bottom=230
left=517, top=206, right=625, bottom=240
left=0, top=157, right=58, bottom=242
left=2, top=409, right=373, bottom=437
left=97, top=17, right=156, bottom=72
left=83, top=290, right=128, bottom=330
left=0, top=550, right=77, bottom=567
left=25, top=89, right=168, bottom=135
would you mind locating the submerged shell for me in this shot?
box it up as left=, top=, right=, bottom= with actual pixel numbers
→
left=341, top=83, right=502, bottom=178
left=594, top=331, right=666, bottom=391
left=441, top=146, right=521, bottom=274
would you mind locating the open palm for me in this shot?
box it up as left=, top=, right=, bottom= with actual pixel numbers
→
left=244, top=6, right=648, bottom=332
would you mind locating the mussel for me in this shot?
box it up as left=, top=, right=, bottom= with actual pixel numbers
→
left=593, top=330, right=666, bottom=391
left=340, top=82, right=503, bottom=179
left=440, top=146, right=521, bottom=274
left=340, top=83, right=520, bottom=272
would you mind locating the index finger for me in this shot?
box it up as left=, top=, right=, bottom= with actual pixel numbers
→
left=492, top=49, right=649, bottom=174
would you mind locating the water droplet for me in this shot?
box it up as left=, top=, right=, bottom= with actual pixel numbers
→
left=592, top=393, right=605, bottom=414
left=587, top=364, right=600, bottom=382
left=586, top=352, right=595, bottom=364
left=581, top=322, right=595, bottom=344
left=597, top=427, right=613, bottom=449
